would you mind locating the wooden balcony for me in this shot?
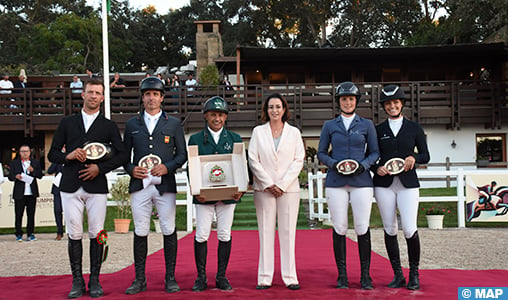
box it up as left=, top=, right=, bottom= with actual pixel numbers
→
left=1, top=80, right=506, bottom=137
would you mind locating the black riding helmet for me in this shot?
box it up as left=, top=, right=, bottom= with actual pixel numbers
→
left=335, top=81, right=361, bottom=101
left=203, top=96, right=228, bottom=114
left=140, top=76, right=165, bottom=95
left=379, top=84, right=405, bottom=104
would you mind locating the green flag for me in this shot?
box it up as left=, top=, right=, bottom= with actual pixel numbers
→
left=107, top=0, right=111, bottom=13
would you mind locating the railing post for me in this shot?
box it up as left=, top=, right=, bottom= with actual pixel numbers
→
left=457, top=168, right=465, bottom=228
left=445, top=156, right=451, bottom=188
left=316, top=171, right=325, bottom=221
left=308, top=172, right=315, bottom=219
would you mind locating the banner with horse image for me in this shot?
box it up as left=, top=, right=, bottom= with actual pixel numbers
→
left=465, top=174, right=508, bottom=222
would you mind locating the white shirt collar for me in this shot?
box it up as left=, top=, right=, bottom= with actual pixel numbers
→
left=144, top=110, right=162, bottom=122
left=208, top=127, right=223, bottom=144
left=81, top=109, right=100, bottom=132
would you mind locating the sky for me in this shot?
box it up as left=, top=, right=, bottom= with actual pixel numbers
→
left=86, top=0, right=190, bottom=14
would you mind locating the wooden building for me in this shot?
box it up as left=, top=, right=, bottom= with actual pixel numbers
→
left=0, top=39, right=506, bottom=170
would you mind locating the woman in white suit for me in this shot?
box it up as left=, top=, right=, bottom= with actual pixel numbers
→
left=248, top=93, right=305, bottom=290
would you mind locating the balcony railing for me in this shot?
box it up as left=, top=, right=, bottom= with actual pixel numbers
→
left=1, top=80, right=506, bottom=137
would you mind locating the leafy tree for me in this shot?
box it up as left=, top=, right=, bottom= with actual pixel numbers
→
left=1, top=0, right=505, bottom=75
left=17, top=13, right=102, bottom=73
left=329, top=0, right=422, bottom=47
left=199, top=64, right=220, bottom=86
left=0, top=0, right=95, bottom=73
left=408, top=0, right=507, bottom=45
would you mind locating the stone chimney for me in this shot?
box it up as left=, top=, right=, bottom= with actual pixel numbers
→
left=194, top=20, right=223, bottom=79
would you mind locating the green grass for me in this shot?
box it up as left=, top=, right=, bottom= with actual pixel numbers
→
left=231, top=194, right=308, bottom=230
left=1, top=187, right=506, bottom=235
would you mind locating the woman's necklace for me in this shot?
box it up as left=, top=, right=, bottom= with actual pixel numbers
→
left=271, top=123, right=283, bottom=137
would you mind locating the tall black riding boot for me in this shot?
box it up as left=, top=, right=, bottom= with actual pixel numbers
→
left=384, top=231, right=406, bottom=288
left=406, top=231, right=421, bottom=290
left=125, top=234, right=148, bottom=294
left=192, top=240, right=208, bottom=292
left=216, top=239, right=232, bottom=290
left=164, top=232, right=180, bottom=293
left=89, top=238, right=104, bottom=298
left=332, top=230, right=348, bottom=288
left=357, top=228, right=373, bottom=290
left=68, top=239, right=85, bottom=299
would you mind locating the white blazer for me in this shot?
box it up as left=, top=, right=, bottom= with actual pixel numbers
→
left=248, top=122, right=305, bottom=193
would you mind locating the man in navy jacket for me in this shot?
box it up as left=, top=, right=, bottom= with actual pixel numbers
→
left=123, top=77, right=187, bottom=295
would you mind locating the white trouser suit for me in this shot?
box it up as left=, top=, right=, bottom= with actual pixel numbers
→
left=248, top=122, right=306, bottom=287
left=254, top=191, right=300, bottom=286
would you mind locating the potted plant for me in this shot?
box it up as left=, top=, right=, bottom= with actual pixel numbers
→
left=422, top=206, right=450, bottom=229
left=110, top=176, right=131, bottom=233
left=476, top=154, right=489, bottom=167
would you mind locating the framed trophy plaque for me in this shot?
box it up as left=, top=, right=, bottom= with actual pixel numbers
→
left=188, top=143, right=248, bottom=201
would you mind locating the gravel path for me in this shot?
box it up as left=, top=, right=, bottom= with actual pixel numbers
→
left=0, top=228, right=506, bottom=277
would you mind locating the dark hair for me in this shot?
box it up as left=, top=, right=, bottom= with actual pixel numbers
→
left=84, top=78, right=105, bottom=92
left=261, top=93, right=290, bottom=123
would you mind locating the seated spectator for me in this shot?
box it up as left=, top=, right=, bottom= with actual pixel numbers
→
left=1, top=75, right=15, bottom=109
left=13, top=75, right=27, bottom=93
left=70, top=75, right=83, bottom=95
left=0, top=75, right=14, bottom=94
left=110, top=72, right=126, bottom=89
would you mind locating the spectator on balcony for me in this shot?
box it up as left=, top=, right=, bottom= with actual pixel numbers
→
left=13, top=75, right=27, bottom=93
left=86, top=69, right=97, bottom=79
left=0, top=75, right=14, bottom=94
left=317, top=81, right=379, bottom=290
left=372, top=84, right=430, bottom=291
left=168, top=74, right=180, bottom=99
left=110, top=72, right=126, bottom=90
left=70, top=75, right=83, bottom=95
left=1, top=75, right=16, bottom=109
left=221, top=75, right=234, bottom=92
left=185, top=74, right=197, bottom=97
left=13, top=74, right=27, bottom=109
left=110, top=72, right=127, bottom=105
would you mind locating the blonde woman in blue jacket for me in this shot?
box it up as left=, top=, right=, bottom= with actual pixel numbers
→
left=317, top=82, right=379, bottom=290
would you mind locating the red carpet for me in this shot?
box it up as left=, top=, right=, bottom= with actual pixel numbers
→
left=1, top=229, right=506, bottom=300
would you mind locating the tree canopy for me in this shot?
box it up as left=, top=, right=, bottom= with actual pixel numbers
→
left=0, top=0, right=505, bottom=75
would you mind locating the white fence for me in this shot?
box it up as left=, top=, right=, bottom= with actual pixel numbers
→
left=308, top=169, right=508, bottom=228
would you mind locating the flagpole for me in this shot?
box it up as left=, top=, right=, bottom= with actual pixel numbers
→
left=102, top=0, right=111, bottom=119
